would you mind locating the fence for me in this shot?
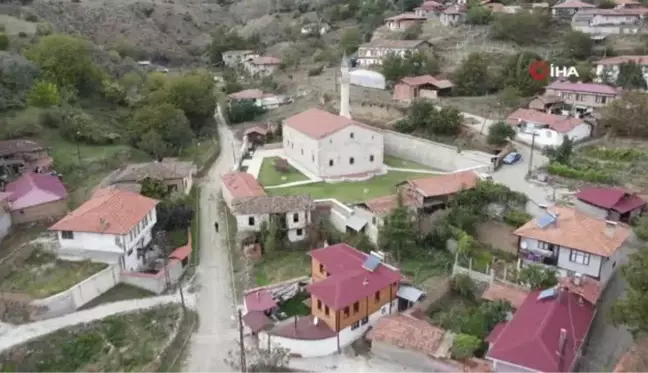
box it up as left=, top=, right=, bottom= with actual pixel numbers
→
left=121, top=259, right=185, bottom=294
left=31, top=264, right=121, bottom=319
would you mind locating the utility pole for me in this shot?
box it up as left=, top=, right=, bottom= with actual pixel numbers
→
left=238, top=309, right=247, bottom=373
left=527, top=132, right=537, bottom=178
left=76, top=131, right=82, bottom=164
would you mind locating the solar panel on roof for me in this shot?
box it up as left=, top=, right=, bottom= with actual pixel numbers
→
left=537, top=286, right=558, bottom=301
left=362, top=255, right=381, bottom=272
left=536, top=213, right=557, bottom=229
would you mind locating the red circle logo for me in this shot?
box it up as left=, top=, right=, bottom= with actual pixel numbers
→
left=529, top=60, right=549, bottom=81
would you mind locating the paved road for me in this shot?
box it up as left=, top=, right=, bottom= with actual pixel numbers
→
left=183, top=110, right=241, bottom=372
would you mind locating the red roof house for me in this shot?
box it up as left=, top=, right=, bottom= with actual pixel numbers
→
left=221, top=171, right=266, bottom=207
left=576, top=187, right=645, bottom=223
left=6, top=172, right=68, bottom=224
left=486, top=288, right=596, bottom=372
left=393, top=75, right=454, bottom=101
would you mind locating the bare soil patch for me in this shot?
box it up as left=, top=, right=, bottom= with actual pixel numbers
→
left=476, top=221, right=518, bottom=255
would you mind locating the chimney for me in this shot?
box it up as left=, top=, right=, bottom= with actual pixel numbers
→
left=573, top=273, right=582, bottom=286
left=558, top=286, right=566, bottom=304
left=557, top=328, right=568, bottom=371
left=604, top=220, right=617, bottom=238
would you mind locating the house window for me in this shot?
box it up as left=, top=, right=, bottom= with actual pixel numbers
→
left=325, top=306, right=329, bottom=316
left=569, top=250, right=591, bottom=265
left=312, top=155, right=315, bottom=162
left=61, top=231, right=74, bottom=239
left=351, top=321, right=360, bottom=330
left=375, top=291, right=380, bottom=302
left=296, top=228, right=303, bottom=236
left=349, top=157, right=354, bottom=165
left=370, top=155, right=374, bottom=162
left=344, top=307, right=350, bottom=317
left=353, top=301, right=359, bottom=313
left=301, top=149, right=304, bottom=155
left=293, top=213, right=299, bottom=222
left=167, top=184, right=178, bottom=193
left=248, top=216, right=255, bottom=226
left=19, top=210, right=24, bottom=214
left=319, top=264, right=325, bottom=273
left=361, top=316, right=369, bottom=325
left=329, top=159, right=334, bottom=166
left=317, top=299, right=322, bottom=310
left=350, top=132, right=354, bottom=139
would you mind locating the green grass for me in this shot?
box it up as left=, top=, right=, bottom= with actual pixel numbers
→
left=400, top=250, right=453, bottom=284
left=266, top=171, right=433, bottom=203
left=80, top=284, right=155, bottom=310
left=277, top=292, right=311, bottom=318
left=258, top=156, right=310, bottom=187
left=0, top=251, right=107, bottom=298
left=254, top=251, right=311, bottom=286
left=383, top=155, right=433, bottom=170
left=190, top=186, right=200, bottom=266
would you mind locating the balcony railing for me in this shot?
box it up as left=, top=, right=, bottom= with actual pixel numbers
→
left=520, top=249, right=558, bottom=266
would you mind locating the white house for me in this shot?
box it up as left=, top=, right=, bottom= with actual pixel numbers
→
left=355, top=39, right=432, bottom=67
left=595, top=55, right=648, bottom=87
left=506, top=108, right=592, bottom=148
left=353, top=194, right=419, bottom=244
left=551, top=0, right=595, bottom=18
left=571, top=8, right=648, bottom=35
left=228, top=89, right=290, bottom=110
left=513, top=206, right=630, bottom=288
left=222, top=50, right=258, bottom=68
left=440, top=6, right=466, bottom=26
left=301, top=23, right=331, bottom=35
left=49, top=189, right=159, bottom=271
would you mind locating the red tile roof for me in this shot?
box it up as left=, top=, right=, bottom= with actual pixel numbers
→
left=222, top=172, right=266, bottom=199
left=284, top=108, right=378, bottom=140
left=416, top=0, right=443, bottom=10
left=400, top=75, right=454, bottom=89
left=228, top=89, right=265, bottom=100
left=406, top=170, right=479, bottom=198
left=245, top=289, right=277, bottom=312
left=546, top=81, right=619, bottom=95
left=514, top=206, right=630, bottom=257
left=506, top=108, right=585, bottom=133
left=367, top=314, right=446, bottom=357
left=361, top=194, right=417, bottom=215
left=386, top=12, right=427, bottom=21
left=576, top=187, right=645, bottom=214
left=251, top=56, right=280, bottom=65
left=308, top=243, right=402, bottom=310
left=596, top=55, right=648, bottom=66
left=169, top=233, right=192, bottom=261
left=49, top=189, right=158, bottom=234
left=243, top=311, right=273, bottom=333
left=486, top=289, right=596, bottom=372
left=558, top=276, right=601, bottom=305
left=243, top=126, right=268, bottom=136
left=6, top=172, right=68, bottom=210
left=552, top=0, right=595, bottom=8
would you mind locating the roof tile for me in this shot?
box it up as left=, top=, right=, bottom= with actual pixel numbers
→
left=506, top=108, right=585, bottom=133
left=408, top=170, right=478, bottom=198
left=222, top=172, right=266, bottom=199
left=546, top=81, right=619, bottom=95
left=6, top=172, right=68, bottom=210
left=367, top=314, right=445, bottom=357
left=284, top=108, right=379, bottom=139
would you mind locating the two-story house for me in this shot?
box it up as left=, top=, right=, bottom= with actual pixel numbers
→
left=551, top=0, right=595, bottom=19
left=414, top=1, right=443, bottom=17
left=104, top=158, right=195, bottom=195
left=506, top=108, right=592, bottom=148
left=243, top=56, right=281, bottom=77
left=0, top=139, right=52, bottom=177
left=309, top=244, right=401, bottom=347
left=355, top=40, right=432, bottom=67
left=222, top=50, right=258, bottom=68
left=513, top=206, right=630, bottom=288
left=544, top=81, right=620, bottom=113
left=440, top=6, right=467, bottom=26
left=49, top=189, right=159, bottom=271
left=595, top=55, right=648, bottom=88
left=282, top=108, right=384, bottom=179
left=384, top=13, right=427, bottom=31
left=398, top=170, right=480, bottom=213
left=571, top=8, right=648, bottom=35
left=575, top=186, right=645, bottom=223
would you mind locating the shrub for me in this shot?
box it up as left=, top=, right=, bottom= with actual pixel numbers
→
left=0, top=34, right=9, bottom=51
left=18, top=32, right=27, bottom=38
left=307, top=65, right=323, bottom=76
left=503, top=209, right=532, bottom=227
left=634, top=215, right=648, bottom=241
left=0, top=108, right=43, bottom=139
left=547, top=162, right=615, bottom=184
left=451, top=334, right=482, bottom=360
left=36, top=22, right=53, bottom=36
left=25, top=13, right=38, bottom=22
left=274, top=158, right=291, bottom=173
left=450, top=274, right=476, bottom=299
left=40, top=107, right=65, bottom=128
left=582, top=146, right=648, bottom=162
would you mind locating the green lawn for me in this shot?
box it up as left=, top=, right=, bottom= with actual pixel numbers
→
left=277, top=292, right=311, bottom=318
left=258, top=156, right=310, bottom=187
left=267, top=171, right=433, bottom=203
left=254, top=251, right=311, bottom=286
left=384, top=155, right=433, bottom=170
left=0, top=251, right=107, bottom=298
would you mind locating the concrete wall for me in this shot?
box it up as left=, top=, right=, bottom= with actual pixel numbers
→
left=32, top=264, right=120, bottom=319
left=121, top=259, right=184, bottom=294
left=315, top=199, right=353, bottom=232
left=383, top=130, right=493, bottom=172
left=573, top=199, right=608, bottom=220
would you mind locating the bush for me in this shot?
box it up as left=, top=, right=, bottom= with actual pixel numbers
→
left=36, top=23, right=54, bottom=36
left=307, top=65, right=323, bottom=76
left=547, top=161, right=615, bottom=184
left=0, top=52, right=40, bottom=110
left=450, top=274, right=476, bottom=299
left=40, top=107, right=65, bottom=128
left=0, top=108, right=43, bottom=140
left=451, top=334, right=482, bottom=360
left=634, top=215, right=648, bottom=241
left=582, top=146, right=648, bottom=162
left=274, top=158, right=291, bottom=173
left=503, top=209, right=532, bottom=227
left=0, top=34, right=9, bottom=51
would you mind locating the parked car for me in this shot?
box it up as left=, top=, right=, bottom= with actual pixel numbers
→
left=502, top=152, right=522, bottom=165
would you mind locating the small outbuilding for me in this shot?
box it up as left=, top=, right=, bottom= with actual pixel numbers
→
left=393, top=75, right=453, bottom=101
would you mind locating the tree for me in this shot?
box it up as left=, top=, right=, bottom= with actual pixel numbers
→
left=339, top=28, right=362, bottom=54
left=225, top=343, right=290, bottom=372
left=208, top=27, right=262, bottom=64
left=497, top=86, right=522, bottom=110
left=466, top=2, right=493, bottom=25
left=378, top=193, right=417, bottom=262
left=450, top=274, right=476, bottom=299
left=633, top=215, right=648, bottom=241
left=601, top=92, right=648, bottom=137
left=453, top=53, right=495, bottom=96
left=381, top=51, right=440, bottom=83
left=226, top=100, right=267, bottom=124
left=544, top=135, right=574, bottom=164
left=27, top=81, right=60, bottom=108
left=611, top=248, right=648, bottom=337
left=131, top=103, right=193, bottom=155
left=616, top=62, right=648, bottom=91
left=101, top=80, right=126, bottom=104
left=138, top=130, right=170, bottom=160
left=0, top=33, right=9, bottom=51
left=402, top=23, right=422, bottom=40
left=163, top=71, right=218, bottom=131
left=562, top=30, right=593, bottom=60
left=451, top=334, right=482, bottom=360
left=518, top=265, right=558, bottom=289
left=0, top=52, right=40, bottom=111
left=140, top=177, right=168, bottom=199
left=599, top=0, right=615, bottom=7
left=574, top=61, right=595, bottom=83
left=155, top=195, right=195, bottom=232
left=262, top=217, right=280, bottom=254
left=25, top=34, right=102, bottom=93
left=501, top=52, right=547, bottom=96
left=487, top=121, right=516, bottom=146
left=397, top=100, right=462, bottom=136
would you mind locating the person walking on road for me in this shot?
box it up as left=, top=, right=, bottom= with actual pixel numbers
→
left=214, top=221, right=219, bottom=232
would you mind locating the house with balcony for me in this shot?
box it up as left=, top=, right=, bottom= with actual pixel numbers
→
left=595, top=55, right=648, bottom=88
left=397, top=170, right=480, bottom=213
left=544, top=81, right=620, bottom=113
left=414, top=1, right=443, bottom=17
left=571, top=8, right=648, bottom=35
left=513, top=206, right=631, bottom=288
left=551, top=0, right=595, bottom=19
left=49, top=189, right=159, bottom=271
left=355, top=40, right=432, bottom=67
left=506, top=108, right=592, bottom=148
left=384, top=13, right=427, bottom=31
